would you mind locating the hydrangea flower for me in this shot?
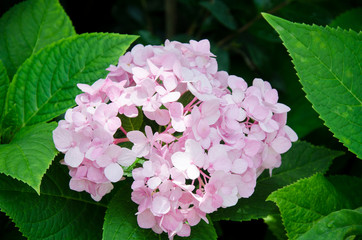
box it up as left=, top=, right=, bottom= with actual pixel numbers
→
left=53, top=39, right=297, bottom=238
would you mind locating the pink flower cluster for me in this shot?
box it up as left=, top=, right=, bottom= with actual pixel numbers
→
left=53, top=39, right=297, bottom=238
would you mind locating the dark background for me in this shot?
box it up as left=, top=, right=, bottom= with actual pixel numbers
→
left=1, top=0, right=361, bottom=239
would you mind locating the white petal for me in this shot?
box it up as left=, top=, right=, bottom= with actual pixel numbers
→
left=186, top=165, right=200, bottom=180
left=64, top=147, right=84, bottom=167
left=171, top=152, right=191, bottom=171
left=104, top=163, right=124, bottom=182
left=147, top=177, right=162, bottom=189
left=118, top=148, right=137, bottom=166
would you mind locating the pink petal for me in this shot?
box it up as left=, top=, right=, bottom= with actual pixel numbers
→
left=284, top=125, right=298, bottom=142
left=104, top=163, right=124, bottom=182
left=177, top=224, right=191, bottom=237
left=273, top=103, right=291, bottom=113
left=151, top=196, right=171, bottom=215
left=161, top=91, right=181, bottom=103
left=117, top=148, right=137, bottom=167
left=64, top=147, right=84, bottom=167
left=127, top=131, right=147, bottom=145
left=232, top=158, right=248, bottom=174
left=270, top=136, right=292, bottom=154
left=264, top=89, right=278, bottom=104
left=52, top=127, right=72, bottom=152
left=244, top=139, right=261, bottom=157
left=147, top=176, right=162, bottom=189
left=228, top=75, right=247, bottom=91
left=69, top=178, right=86, bottom=192
left=201, top=99, right=220, bottom=125
left=137, top=209, right=156, bottom=229
left=154, top=109, right=170, bottom=126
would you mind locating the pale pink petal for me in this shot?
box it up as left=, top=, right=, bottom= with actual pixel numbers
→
left=64, top=147, right=84, bottom=167
left=117, top=148, right=137, bottom=166
left=137, top=209, right=156, bottom=229
left=151, top=196, right=171, bottom=215
left=177, top=224, right=191, bottom=237
left=154, top=109, right=170, bottom=126
left=69, top=178, right=87, bottom=192
left=104, top=163, right=124, bottom=182
left=171, top=152, right=190, bottom=171
left=161, top=91, right=180, bottom=103
left=264, top=89, right=278, bottom=104
left=201, top=99, right=220, bottom=125
left=127, top=131, right=147, bottom=144
left=186, top=165, right=200, bottom=180
left=270, top=136, right=291, bottom=154
left=147, top=176, right=162, bottom=189
left=52, top=127, right=72, bottom=152
left=284, top=125, right=298, bottom=142
left=273, top=103, right=291, bottom=113
left=244, top=139, right=261, bottom=157
left=228, top=75, right=247, bottom=91
left=169, top=102, right=183, bottom=118
left=232, top=158, right=248, bottom=174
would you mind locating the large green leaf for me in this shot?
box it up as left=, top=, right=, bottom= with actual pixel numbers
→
left=103, top=180, right=217, bottom=240
left=0, top=0, right=76, bottom=78
left=262, top=13, right=362, bottom=158
left=298, top=207, right=362, bottom=240
left=0, top=163, right=106, bottom=240
left=0, top=122, right=57, bottom=193
left=6, top=33, right=138, bottom=129
left=268, top=174, right=362, bottom=239
left=211, top=141, right=342, bottom=221
left=0, top=60, right=9, bottom=126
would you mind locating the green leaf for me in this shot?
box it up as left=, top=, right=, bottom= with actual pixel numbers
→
left=0, top=60, right=9, bottom=126
left=0, top=122, right=57, bottom=193
left=262, top=13, right=362, bottom=158
left=267, top=174, right=362, bottom=239
left=0, top=163, right=106, bottom=240
left=103, top=180, right=217, bottom=240
left=7, top=33, right=138, bottom=129
left=330, top=8, right=362, bottom=32
left=211, top=141, right=342, bottom=221
left=200, top=0, right=237, bottom=30
left=298, top=208, right=362, bottom=240
left=120, top=109, right=144, bottom=132
left=0, top=0, right=76, bottom=78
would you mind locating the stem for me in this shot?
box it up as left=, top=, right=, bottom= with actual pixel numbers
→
left=113, top=137, right=129, bottom=144
left=119, top=126, right=128, bottom=136
left=184, top=97, right=198, bottom=113
left=165, top=0, right=177, bottom=39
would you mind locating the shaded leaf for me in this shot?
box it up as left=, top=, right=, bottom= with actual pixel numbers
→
left=211, top=141, right=342, bottom=221
left=263, top=13, right=362, bottom=158
left=0, top=60, right=9, bottom=126
left=0, top=163, right=106, bottom=240
left=0, top=122, right=57, bottom=193
left=6, top=33, right=138, bottom=129
left=200, top=0, right=237, bottom=30
left=0, top=0, right=76, bottom=78
left=330, top=8, right=362, bottom=32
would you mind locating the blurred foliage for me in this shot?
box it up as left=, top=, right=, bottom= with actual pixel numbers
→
left=0, top=0, right=360, bottom=239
